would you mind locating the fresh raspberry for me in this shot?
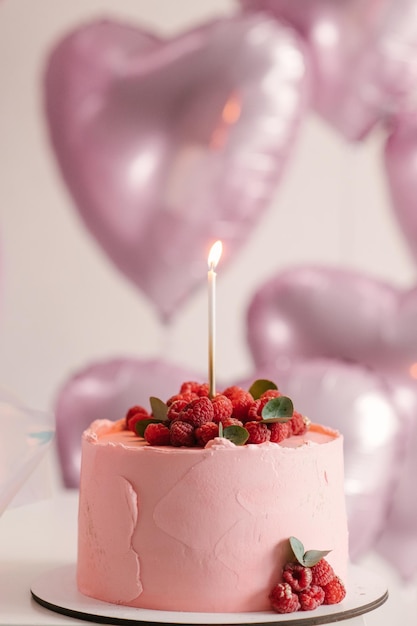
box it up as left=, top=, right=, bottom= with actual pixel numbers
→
left=245, top=421, right=270, bottom=444
left=269, top=421, right=291, bottom=443
left=195, top=421, right=219, bottom=446
left=221, top=416, right=243, bottom=428
left=288, top=411, right=308, bottom=436
left=211, top=394, right=233, bottom=423
left=178, top=397, right=214, bottom=427
left=170, top=420, right=196, bottom=447
left=222, top=386, right=254, bottom=422
left=299, top=585, right=325, bottom=611
left=166, top=391, right=197, bottom=406
left=269, top=582, right=300, bottom=614
left=180, top=381, right=209, bottom=397
left=282, top=562, right=312, bottom=591
left=322, top=576, right=346, bottom=605
left=144, top=422, right=171, bottom=446
left=246, top=399, right=264, bottom=421
left=311, top=559, right=335, bottom=587
left=125, top=405, right=150, bottom=431
left=260, top=389, right=281, bottom=400
left=167, top=399, right=189, bottom=421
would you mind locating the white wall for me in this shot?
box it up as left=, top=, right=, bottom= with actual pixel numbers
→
left=0, top=2, right=416, bottom=623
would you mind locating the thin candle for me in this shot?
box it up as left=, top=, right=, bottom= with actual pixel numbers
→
left=207, top=240, right=223, bottom=399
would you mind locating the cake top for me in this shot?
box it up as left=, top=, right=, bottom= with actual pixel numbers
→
left=89, top=378, right=341, bottom=450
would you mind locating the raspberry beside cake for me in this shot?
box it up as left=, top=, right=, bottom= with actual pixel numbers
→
left=77, top=380, right=349, bottom=613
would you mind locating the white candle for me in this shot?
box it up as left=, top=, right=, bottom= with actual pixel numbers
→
left=207, top=240, right=223, bottom=398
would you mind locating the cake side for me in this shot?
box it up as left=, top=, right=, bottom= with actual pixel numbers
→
left=77, top=420, right=348, bottom=613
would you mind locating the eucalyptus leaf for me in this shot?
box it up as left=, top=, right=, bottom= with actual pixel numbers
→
left=223, top=425, right=249, bottom=446
left=289, top=536, right=305, bottom=566
left=149, top=396, right=169, bottom=422
left=218, top=422, right=224, bottom=438
left=248, top=379, right=278, bottom=400
left=261, top=396, right=293, bottom=422
left=135, top=418, right=164, bottom=438
left=303, top=549, right=331, bottom=567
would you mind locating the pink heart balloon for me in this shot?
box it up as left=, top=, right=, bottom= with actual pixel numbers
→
left=54, top=357, right=205, bottom=487
left=247, top=265, right=417, bottom=378
left=241, top=0, right=417, bottom=140
left=246, top=265, right=417, bottom=578
left=44, top=15, right=309, bottom=323
left=239, top=358, right=404, bottom=561
left=385, top=113, right=417, bottom=265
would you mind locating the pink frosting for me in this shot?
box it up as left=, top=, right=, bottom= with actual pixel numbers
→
left=77, top=420, right=348, bottom=612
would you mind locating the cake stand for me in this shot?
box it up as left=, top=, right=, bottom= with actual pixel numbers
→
left=31, top=563, right=388, bottom=625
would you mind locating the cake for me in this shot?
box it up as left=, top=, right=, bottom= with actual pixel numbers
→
left=77, top=379, right=349, bottom=614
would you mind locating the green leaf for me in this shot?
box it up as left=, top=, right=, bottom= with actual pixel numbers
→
left=149, top=397, right=168, bottom=422
left=248, top=379, right=278, bottom=400
left=218, top=422, right=224, bottom=438
left=134, top=418, right=164, bottom=438
left=223, top=425, right=249, bottom=446
left=261, top=396, right=293, bottom=422
left=303, top=549, right=331, bottom=567
left=289, top=536, right=305, bottom=566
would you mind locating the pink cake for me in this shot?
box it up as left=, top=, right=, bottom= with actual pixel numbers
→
left=77, top=381, right=348, bottom=614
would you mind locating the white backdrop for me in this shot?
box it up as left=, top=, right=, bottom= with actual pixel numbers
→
left=1, top=2, right=416, bottom=623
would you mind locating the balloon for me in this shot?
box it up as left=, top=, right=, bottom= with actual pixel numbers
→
left=385, top=113, right=417, bottom=266
left=240, top=0, right=417, bottom=140
left=44, top=15, right=309, bottom=323
left=247, top=265, right=417, bottom=378
left=54, top=357, right=205, bottom=487
left=239, top=358, right=404, bottom=561
left=375, top=374, right=417, bottom=581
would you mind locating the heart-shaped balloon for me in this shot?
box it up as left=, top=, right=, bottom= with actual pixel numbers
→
left=247, top=265, right=417, bottom=377
left=385, top=113, right=417, bottom=266
left=246, top=265, right=417, bottom=578
left=240, top=0, right=417, bottom=140
left=239, top=358, right=404, bottom=561
left=54, top=357, right=206, bottom=487
left=44, top=14, right=309, bottom=323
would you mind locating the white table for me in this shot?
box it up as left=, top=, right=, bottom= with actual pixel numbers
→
left=0, top=491, right=387, bottom=625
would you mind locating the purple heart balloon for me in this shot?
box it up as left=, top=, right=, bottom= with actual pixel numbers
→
left=44, top=14, right=309, bottom=323
left=247, top=265, right=417, bottom=378
left=55, top=357, right=205, bottom=487
left=241, top=0, right=417, bottom=140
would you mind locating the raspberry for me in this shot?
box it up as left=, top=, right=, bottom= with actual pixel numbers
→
left=125, top=405, right=150, bottom=431
left=195, top=422, right=219, bottom=446
left=211, top=394, right=233, bottom=423
left=170, top=420, right=196, bottom=447
left=246, top=399, right=263, bottom=421
left=221, top=416, right=243, bottom=428
left=311, top=559, right=335, bottom=587
left=299, top=585, right=325, bottom=611
left=144, top=422, right=171, bottom=446
left=289, top=411, right=308, bottom=436
left=166, top=391, right=197, bottom=406
left=322, top=576, right=346, bottom=605
left=269, top=582, right=300, bottom=614
left=180, top=381, right=209, bottom=397
left=269, top=421, right=291, bottom=443
left=178, top=397, right=214, bottom=427
left=282, top=562, right=312, bottom=591
left=167, top=399, right=189, bottom=421
left=245, top=421, right=270, bottom=444
left=260, top=389, right=281, bottom=400
left=222, top=386, right=254, bottom=422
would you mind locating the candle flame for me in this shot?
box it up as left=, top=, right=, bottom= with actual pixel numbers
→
left=208, top=240, right=223, bottom=270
